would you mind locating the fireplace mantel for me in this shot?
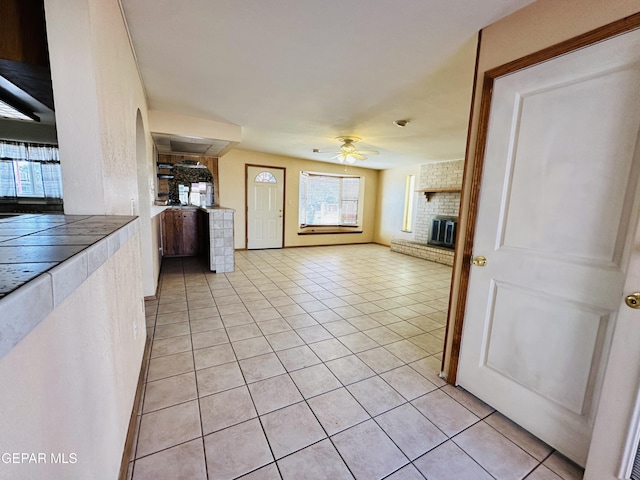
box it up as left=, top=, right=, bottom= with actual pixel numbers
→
left=416, top=188, right=461, bottom=201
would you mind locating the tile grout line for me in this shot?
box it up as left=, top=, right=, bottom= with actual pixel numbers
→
left=183, top=257, right=212, bottom=480
left=145, top=246, right=561, bottom=480
left=224, top=269, right=283, bottom=479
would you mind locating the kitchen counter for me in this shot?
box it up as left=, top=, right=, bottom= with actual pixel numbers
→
left=0, top=213, right=138, bottom=358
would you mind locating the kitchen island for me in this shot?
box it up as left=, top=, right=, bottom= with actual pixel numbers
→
left=159, top=205, right=235, bottom=273
left=199, top=206, right=235, bottom=273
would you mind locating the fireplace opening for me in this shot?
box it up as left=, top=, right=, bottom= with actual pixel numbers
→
left=429, top=216, right=457, bottom=250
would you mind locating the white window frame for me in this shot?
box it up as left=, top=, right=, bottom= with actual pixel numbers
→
left=0, top=141, right=63, bottom=200
left=402, top=174, right=415, bottom=232
left=299, top=171, right=365, bottom=229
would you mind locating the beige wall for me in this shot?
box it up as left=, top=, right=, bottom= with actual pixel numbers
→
left=219, top=149, right=379, bottom=249
left=373, top=164, right=421, bottom=246
left=0, top=236, right=145, bottom=480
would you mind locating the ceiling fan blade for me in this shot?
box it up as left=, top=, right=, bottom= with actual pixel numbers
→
left=351, top=153, right=367, bottom=161
left=356, top=149, right=379, bottom=155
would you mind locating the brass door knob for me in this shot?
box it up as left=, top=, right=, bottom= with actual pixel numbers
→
left=472, top=256, right=487, bottom=267
left=625, top=293, right=640, bottom=309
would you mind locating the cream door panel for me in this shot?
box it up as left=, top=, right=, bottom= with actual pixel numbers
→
left=247, top=166, right=284, bottom=249
left=458, top=28, right=640, bottom=466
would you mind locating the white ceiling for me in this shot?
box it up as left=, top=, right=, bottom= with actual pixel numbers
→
left=120, top=0, right=534, bottom=169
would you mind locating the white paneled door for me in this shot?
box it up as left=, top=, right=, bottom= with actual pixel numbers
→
left=247, top=166, right=284, bottom=249
left=458, top=28, right=640, bottom=466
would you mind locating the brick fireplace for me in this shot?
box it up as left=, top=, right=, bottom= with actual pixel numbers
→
left=391, top=159, right=463, bottom=266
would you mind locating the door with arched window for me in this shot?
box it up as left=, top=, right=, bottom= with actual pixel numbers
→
left=246, top=165, right=285, bottom=249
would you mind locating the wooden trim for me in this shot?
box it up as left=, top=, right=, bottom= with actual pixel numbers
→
left=443, top=29, right=483, bottom=382
left=282, top=167, right=287, bottom=247
left=446, top=13, right=640, bottom=385
left=245, top=164, right=286, bottom=249
left=118, top=336, right=151, bottom=480
left=143, top=276, right=162, bottom=301
left=415, top=188, right=461, bottom=193
left=487, top=11, right=640, bottom=80
left=245, top=164, right=248, bottom=248
left=416, top=188, right=461, bottom=201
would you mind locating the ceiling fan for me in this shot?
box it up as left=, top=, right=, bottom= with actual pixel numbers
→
left=317, top=136, right=379, bottom=164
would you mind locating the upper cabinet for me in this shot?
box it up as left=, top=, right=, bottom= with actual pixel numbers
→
left=156, top=154, right=219, bottom=205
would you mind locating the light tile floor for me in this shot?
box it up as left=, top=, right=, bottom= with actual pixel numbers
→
left=129, top=244, right=584, bottom=480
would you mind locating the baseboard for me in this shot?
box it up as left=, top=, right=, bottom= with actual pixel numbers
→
left=118, top=337, right=151, bottom=480
left=283, top=241, right=374, bottom=249
left=143, top=281, right=161, bottom=301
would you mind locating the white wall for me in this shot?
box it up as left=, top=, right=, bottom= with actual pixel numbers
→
left=219, top=149, right=379, bottom=249
left=44, top=0, right=161, bottom=296
left=0, top=1, right=158, bottom=477
left=45, top=0, right=150, bottom=216
left=148, top=110, right=241, bottom=145
left=373, top=164, right=421, bottom=246
left=0, top=236, right=145, bottom=480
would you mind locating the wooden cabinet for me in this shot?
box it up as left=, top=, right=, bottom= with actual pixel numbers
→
left=162, top=209, right=199, bottom=256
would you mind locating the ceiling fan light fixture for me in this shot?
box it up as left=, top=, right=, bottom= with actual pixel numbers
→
left=341, top=143, right=357, bottom=154
left=337, top=153, right=358, bottom=164
left=336, top=135, right=360, bottom=144
left=329, top=136, right=375, bottom=164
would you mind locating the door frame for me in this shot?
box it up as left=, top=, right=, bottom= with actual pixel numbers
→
left=445, top=12, right=640, bottom=384
left=245, top=164, right=286, bottom=249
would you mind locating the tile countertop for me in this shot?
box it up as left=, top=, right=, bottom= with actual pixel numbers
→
left=0, top=213, right=139, bottom=358
left=152, top=204, right=235, bottom=217
left=199, top=205, right=235, bottom=212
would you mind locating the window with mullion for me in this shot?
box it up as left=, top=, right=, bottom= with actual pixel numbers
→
left=299, top=172, right=361, bottom=227
left=0, top=140, right=62, bottom=199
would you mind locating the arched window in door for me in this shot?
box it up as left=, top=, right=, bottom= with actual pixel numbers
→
left=255, top=171, right=277, bottom=183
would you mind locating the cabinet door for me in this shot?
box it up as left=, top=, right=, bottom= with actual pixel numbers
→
left=181, top=210, right=199, bottom=256
left=162, top=210, right=181, bottom=256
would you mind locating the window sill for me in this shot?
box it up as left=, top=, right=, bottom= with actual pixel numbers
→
left=298, top=226, right=363, bottom=235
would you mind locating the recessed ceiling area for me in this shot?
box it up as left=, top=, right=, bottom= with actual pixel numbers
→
left=121, top=0, right=535, bottom=169
left=151, top=133, right=235, bottom=157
